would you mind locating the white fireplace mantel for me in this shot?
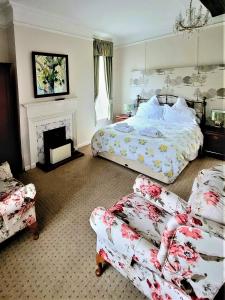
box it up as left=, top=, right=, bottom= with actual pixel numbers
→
left=23, top=98, right=78, bottom=169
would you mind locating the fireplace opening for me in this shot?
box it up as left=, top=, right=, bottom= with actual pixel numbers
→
left=43, top=126, right=72, bottom=165
left=37, top=126, right=84, bottom=172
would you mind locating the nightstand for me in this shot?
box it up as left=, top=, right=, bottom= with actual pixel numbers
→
left=115, top=114, right=131, bottom=123
left=203, top=124, right=225, bottom=160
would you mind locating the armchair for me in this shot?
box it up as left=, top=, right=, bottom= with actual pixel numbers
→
left=0, top=161, right=38, bottom=243
left=90, top=166, right=225, bottom=300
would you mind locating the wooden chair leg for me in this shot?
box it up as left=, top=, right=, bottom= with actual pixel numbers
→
left=95, top=253, right=106, bottom=277
left=28, top=221, right=39, bottom=240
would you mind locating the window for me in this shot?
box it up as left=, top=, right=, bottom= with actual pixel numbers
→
left=95, top=56, right=109, bottom=121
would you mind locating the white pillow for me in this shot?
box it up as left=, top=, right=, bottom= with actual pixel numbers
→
left=148, top=95, right=159, bottom=105
left=148, top=104, right=164, bottom=120
left=136, top=102, right=163, bottom=120
left=136, top=102, right=151, bottom=118
left=173, top=97, right=188, bottom=110
left=163, top=104, right=197, bottom=124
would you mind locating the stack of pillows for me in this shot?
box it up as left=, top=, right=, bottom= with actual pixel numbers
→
left=136, top=95, right=198, bottom=124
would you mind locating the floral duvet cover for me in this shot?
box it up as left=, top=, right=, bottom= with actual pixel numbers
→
left=91, top=117, right=203, bottom=183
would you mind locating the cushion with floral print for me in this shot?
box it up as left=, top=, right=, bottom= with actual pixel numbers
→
left=133, top=174, right=187, bottom=215
left=0, top=162, right=13, bottom=180
left=188, top=165, right=225, bottom=225
left=162, top=224, right=225, bottom=300
left=0, top=178, right=24, bottom=201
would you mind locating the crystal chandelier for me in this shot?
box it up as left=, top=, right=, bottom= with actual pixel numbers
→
left=175, top=0, right=210, bottom=33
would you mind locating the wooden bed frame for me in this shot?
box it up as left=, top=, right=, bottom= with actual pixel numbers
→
left=97, top=94, right=207, bottom=184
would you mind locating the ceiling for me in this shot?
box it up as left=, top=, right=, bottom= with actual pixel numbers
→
left=6, top=0, right=225, bottom=45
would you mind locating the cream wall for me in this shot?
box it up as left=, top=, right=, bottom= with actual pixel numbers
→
left=13, top=25, right=95, bottom=169
left=114, top=24, right=225, bottom=114
left=0, top=27, right=9, bottom=62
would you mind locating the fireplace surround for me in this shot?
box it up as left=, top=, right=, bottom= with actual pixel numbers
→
left=23, top=98, right=82, bottom=170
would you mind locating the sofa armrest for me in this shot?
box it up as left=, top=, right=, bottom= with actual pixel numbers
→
left=90, top=207, right=163, bottom=274
left=0, top=162, right=13, bottom=180
left=0, top=183, right=36, bottom=216
left=133, top=175, right=187, bottom=215
left=162, top=224, right=225, bottom=299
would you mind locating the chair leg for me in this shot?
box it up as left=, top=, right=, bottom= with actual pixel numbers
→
left=28, top=221, right=39, bottom=240
left=95, top=253, right=106, bottom=277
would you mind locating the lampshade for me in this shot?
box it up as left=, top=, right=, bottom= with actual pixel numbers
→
left=123, top=103, right=134, bottom=112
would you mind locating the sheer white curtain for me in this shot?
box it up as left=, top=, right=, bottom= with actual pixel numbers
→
left=95, top=56, right=110, bottom=122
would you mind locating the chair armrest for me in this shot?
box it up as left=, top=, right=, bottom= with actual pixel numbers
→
left=90, top=207, right=162, bottom=273
left=0, top=183, right=36, bottom=216
left=188, top=214, right=225, bottom=240
left=0, top=162, right=13, bottom=180
left=162, top=224, right=225, bottom=299
left=133, top=175, right=187, bottom=215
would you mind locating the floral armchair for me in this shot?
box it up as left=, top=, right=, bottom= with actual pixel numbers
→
left=90, top=165, right=225, bottom=300
left=0, top=161, right=38, bottom=243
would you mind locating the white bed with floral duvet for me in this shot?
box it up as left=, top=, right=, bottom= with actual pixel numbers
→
left=91, top=96, right=204, bottom=184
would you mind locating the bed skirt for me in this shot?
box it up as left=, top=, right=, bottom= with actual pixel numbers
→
left=97, top=152, right=189, bottom=184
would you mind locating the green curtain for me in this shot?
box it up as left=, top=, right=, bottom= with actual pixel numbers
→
left=93, top=38, right=113, bottom=120
left=94, top=56, right=99, bottom=100
left=104, top=56, right=113, bottom=120
left=93, top=39, right=113, bottom=57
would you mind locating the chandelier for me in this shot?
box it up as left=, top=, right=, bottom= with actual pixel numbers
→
left=175, top=0, right=210, bottom=33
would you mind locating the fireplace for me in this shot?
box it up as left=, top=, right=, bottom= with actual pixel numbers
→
left=37, top=125, right=83, bottom=171
left=43, top=126, right=73, bottom=164
left=24, top=98, right=84, bottom=171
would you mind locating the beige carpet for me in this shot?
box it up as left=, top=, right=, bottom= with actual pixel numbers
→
left=0, top=146, right=222, bottom=300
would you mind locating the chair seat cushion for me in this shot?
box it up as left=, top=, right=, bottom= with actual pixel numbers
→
left=0, top=178, right=24, bottom=200
left=108, top=192, right=172, bottom=245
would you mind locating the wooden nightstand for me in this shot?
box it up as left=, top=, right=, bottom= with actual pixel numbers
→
left=115, top=114, right=130, bottom=123
left=203, top=124, right=225, bottom=160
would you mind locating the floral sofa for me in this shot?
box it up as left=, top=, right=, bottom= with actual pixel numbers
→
left=90, top=165, right=225, bottom=300
left=0, top=161, right=38, bottom=243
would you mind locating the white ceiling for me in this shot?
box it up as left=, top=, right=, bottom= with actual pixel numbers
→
left=7, top=0, right=225, bottom=45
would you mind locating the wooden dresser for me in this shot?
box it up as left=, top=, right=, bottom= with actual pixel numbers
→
left=203, top=124, right=225, bottom=160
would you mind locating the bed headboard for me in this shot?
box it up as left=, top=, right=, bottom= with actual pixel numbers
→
left=136, top=94, right=207, bottom=126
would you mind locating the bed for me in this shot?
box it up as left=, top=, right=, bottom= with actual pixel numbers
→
left=91, top=95, right=206, bottom=184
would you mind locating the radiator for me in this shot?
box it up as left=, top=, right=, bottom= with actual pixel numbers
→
left=50, top=143, right=71, bottom=164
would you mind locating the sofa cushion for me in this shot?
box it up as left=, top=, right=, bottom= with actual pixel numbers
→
left=0, top=178, right=24, bottom=200
left=162, top=224, right=225, bottom=299
left=109, top=192, right=172, bottom=245
left=188, top=165, right=225, bottom=225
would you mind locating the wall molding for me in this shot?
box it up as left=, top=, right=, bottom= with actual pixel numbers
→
left=10, top=0, right=113, bottom=42
left=6, top=0, right=225, bottom=48
left=115, top=19, right=225, bottom=48
left=0, top=1, right=13, bottom=28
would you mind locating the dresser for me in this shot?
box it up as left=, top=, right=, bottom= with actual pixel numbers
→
left=203, top=124, right=225, bottom=160
left=0, top=63, right=22, bottom=173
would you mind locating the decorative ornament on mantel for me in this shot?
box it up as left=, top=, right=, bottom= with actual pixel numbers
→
left=175, top=0, right=211, bottom=34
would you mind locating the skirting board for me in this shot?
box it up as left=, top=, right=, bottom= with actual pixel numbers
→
left=97, top=152, right=189, bottom=184
left=77, top=141, right=90, bottom=148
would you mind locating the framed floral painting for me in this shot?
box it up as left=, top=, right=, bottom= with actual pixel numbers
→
left=32, top=51, right=69, bottom=98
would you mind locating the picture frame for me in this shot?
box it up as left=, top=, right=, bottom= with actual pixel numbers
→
left=32, top=51, right=70, bottom=98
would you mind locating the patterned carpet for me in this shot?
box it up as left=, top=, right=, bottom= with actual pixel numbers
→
left=0, top=146, right=222, bottom=299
